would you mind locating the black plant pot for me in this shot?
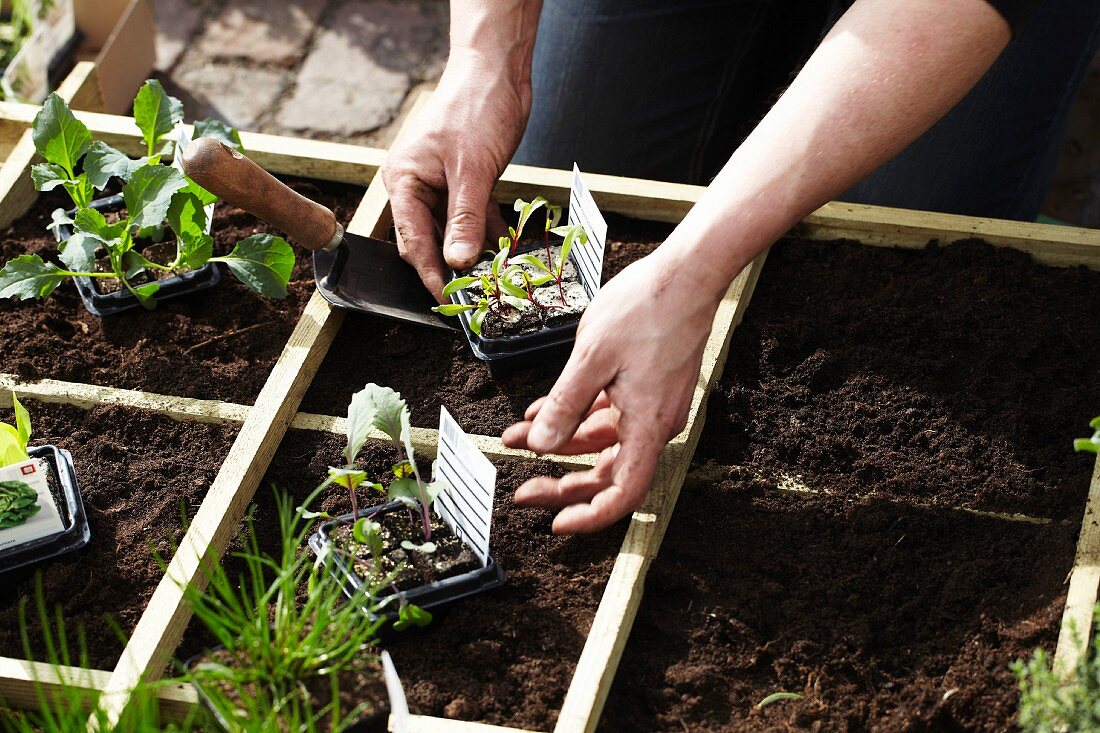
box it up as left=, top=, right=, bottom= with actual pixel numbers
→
left=56, top=195, right=220, bottom=317
left=309, top=501, right=507, bottom=624
left=184, top=652, right=390, bottom=733
left=0, top=445, right=89, bottom=574
left=448, top=241, right=589, bottom=366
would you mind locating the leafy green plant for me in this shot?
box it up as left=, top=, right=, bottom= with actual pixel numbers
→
left=182, top=486, right=391, bottom=732
left=432, top=196, right=588, bottom=335
left=0, top=81, right=293, bottom=309
left=0, top=391, right=31, bottom=467
left=1013, top=605, right=1100, bottom=732
left=1074, top=417, right=1100, bottom=453
left=0, top=480, right=38, bottom=528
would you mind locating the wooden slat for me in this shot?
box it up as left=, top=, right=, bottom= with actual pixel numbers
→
left=0, top=657, right=196, bottom=720
left=0, top=100, right=386, bottom=186
left=0, top=62, right=100, bottom=227
left=1055, top=456, right=1100, bottom=676
left=553, top=255, right=768, bottom=733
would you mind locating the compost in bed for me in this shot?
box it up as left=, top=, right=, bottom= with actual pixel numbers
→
left=0, top=400, right=237, bottom=671
left=0, top=179, right=364, bottom=405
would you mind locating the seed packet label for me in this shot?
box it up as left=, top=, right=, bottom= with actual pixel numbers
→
left=568, top=163, right=608, bottom=298
left=381, top=651, right=410, bottom=733
left=435, top=407, right=495, bottom=567
left=0, top=458, right=65, bottom=550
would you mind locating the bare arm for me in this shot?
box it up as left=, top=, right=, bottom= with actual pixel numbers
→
left=505, top=0, right=1012, bottom=533
left=381, top=0, right=542, bottom=301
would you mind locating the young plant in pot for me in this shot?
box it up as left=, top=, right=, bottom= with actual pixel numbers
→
left=183, top=487, right=394, bottom=733
left=307, top=384, right=505, bottom=626
left=432, top=196, right=592, bottom=363
left=0, top=80, right=295, bottom=316
left=0, top=391, right=88, bottom=574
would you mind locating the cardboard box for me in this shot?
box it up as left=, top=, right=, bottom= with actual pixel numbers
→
left=73, top=0, right=154, bottom=114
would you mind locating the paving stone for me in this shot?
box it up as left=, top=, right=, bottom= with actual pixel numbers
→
left=172, top=60, right=288, bottom=130
left=275, top=0, right=438, bottom=135
left=153, top=0, right=210, bottom=72
left=198, top=0, right=328, bottom=67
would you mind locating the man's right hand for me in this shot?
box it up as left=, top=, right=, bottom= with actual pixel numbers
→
left=381, top=49, right=533, bottom=303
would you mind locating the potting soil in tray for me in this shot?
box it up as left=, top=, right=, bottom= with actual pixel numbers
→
left=300, top=214, right=674, bottom=434
left=599, top=483, right=1077, bottom=732
left=0, top=400, right=237, bottom=671
left=177, top=428, right=627, bottom=729
left=697, top=237, right=1100, bottom=520
left=0, top=179, right=364, bottom=405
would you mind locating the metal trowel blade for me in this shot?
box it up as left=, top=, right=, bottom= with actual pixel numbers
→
left=312, top=232, right=457, bottom=331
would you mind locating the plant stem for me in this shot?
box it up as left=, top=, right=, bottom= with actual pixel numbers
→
left=394, top=441, right=432, bottom=542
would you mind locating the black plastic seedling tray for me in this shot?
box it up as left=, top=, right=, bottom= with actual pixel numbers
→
left=309, top=501, right=506, bottom=624
left=184, top=653, right=389, bottom=733
left=56, top=195, right=220, bottom=317
left=448, top=241, right=588, bottom=366
left=0, top=445, right=89, bottom=574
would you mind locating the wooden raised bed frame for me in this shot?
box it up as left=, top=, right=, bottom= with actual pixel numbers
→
left=0, top=64, right=1096, bottom=732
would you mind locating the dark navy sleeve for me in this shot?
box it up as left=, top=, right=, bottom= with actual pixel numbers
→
left=984, top=0, right=1045, bottom=35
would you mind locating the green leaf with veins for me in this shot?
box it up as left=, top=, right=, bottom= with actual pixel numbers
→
left=387, top=477, right=420, bottom=511
left=178, top=232, right=213, bottom=270
left=442, top=276, right=478, bottom=296
left=179, top=177, right=218, bottom=206
left=123, top=164, right=187, bottom=231
left=59, top=233, right=98, bottom=272
left=345, top=388, right=378, bottom=465
left=210, top=234, right=293, bottom=298
left=74, top=207, right=127, bottom=242
left=132, top=80, right=183, bottom=155
left=83, top=141, right=150, bottom=189
left=167, top=190, right=208, bottom=245
left=431, top=303, right=476, bottom=316
left=30, top=162, right=72, bottom=192
left=345, top=383, right=408, bottom=451
left=192, top=118, right=243, bottom=152
left=327, top=466, right=373, bottom=492
left=0, top=255, right=69, bottom=299
left=130, top=281, right=160, bottom=309
left=31, top=92, right=91, bottom=173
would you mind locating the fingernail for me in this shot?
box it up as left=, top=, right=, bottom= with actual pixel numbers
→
left=447, top=241, right=481, bottom=261
left=528, top=422, right=560, bottom=451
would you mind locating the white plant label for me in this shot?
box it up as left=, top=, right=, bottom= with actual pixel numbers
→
left=435, top=407, right=496, bottom=566
left=381, top=651, right=410, bottom=733
left=0, top=457, right=65, bottom=550
left=568, top=163, right=608, bottom=298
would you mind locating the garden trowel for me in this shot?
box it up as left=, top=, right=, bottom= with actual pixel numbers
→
left=181, top=137, right=454, bottom=330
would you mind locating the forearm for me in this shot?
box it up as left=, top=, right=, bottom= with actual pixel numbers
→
left=449, top=0, right=543, bottom=89
left=666, top=0, right=1011, bottom=297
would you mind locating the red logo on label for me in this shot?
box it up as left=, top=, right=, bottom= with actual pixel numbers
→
left=20, top=465, right=35, bottom=476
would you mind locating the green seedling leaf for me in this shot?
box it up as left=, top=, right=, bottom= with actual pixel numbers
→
left=501, top=295, right=530, bottom=311
left=123, top=164, right=188, bottom=230
left=400, top=540, right=437, bottom=554
left=328, top=466, right=369, bottom=491
left=529, top=274, right=555, bottom=287
left=498, top=235, right=511, bottom=251
left=513, top=196, right=547, bottom=241
left=58, top=232, right=98, bottom=273
left=490, top=247, right=508, bottom=278
left=179, top=177, right=218, bottom=206
left=83, top=141, right=149, bottom=189
left=31, top=92, right=91, bottom=173
left=351, top=383, right=408, bottom=447
left=297, top=507, right=331, bottom=521
left=193, top=118, right=243, bottom=152
left=74, top=207, right=127, bottom=242
left=0, top=393, right=31, bottom=466
left=133, top=80, right=183, bottom=155
left=130, top=281, right=161, bottom=309
left=177, top=232, right=213, bottom=270
left=756, top=692, right=803, bottom=709
left=432, top=303, right=477, bottom=316
left=441, top=276, right=479, bottom=296
left=387, top=477, right=421, bottom=511
left=553, top=224, right=588, bottom=278
left=511, top=253, right=553, bottom=275
left=30, top=162, right=73, bottom=192
left=0, top=480, right=39, bottom=528
left=46, top=208, right=74, bottom=236
left=469, top=301, right=489, bottom=335
left=393, top=602, right=432, bottom=631
left=399, top=404, right=416, bottom=471
left=210, top=234, right=293, bottom=298
left=498, top=275, right=528, bottom=300
left=0, top=255, right=68, bottom=300
left=345, top=389, right=378, bottom=465
left=546, top=203, right=563, bottom=230
left=1074, top=416, right=1100, bottom=454
left=62, top=177, right=93, bottom=210
left=12, top=393, right=30, bottom=450
left=352, top=518, right=385, bottom=558
left=167, top=190, right=209, bottom=246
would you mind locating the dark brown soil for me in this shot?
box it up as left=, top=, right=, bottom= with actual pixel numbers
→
left=600, top=483, right=1077, bottom=732
left=300, top=214, right=673, bottom=434
left=0, top=178, right=364, bottom=404
left=696, top=238, right=1100, bottom=520
left=177, top=428, right=627, bottom=730
left=0, top=399, right=237, bottom=671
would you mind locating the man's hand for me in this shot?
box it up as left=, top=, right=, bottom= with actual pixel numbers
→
left=502, top=247, right=728, bottom=533
left=381, top=52, right=531, bottom=302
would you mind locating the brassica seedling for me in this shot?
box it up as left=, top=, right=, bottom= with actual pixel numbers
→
left=1074, top=417, right=1100, bottom=453
left=0, top=83, right=294, bottom=308
left=0, top=392, right=31, bottom=467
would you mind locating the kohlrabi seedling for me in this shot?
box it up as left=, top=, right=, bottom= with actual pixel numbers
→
left=0, top=81, right=293, bottom=309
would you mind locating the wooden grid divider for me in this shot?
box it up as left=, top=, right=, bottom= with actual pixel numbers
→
left=0, top=66, right=1097, bottom=732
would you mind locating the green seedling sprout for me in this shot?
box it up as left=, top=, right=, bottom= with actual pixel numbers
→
left=0, top=83, right=292, bottom=309
left=0, top=392, right=39, bottom=529
left=756, top=692, right=803, bottom=709
left=1074, top=417, right=1100, bottom=453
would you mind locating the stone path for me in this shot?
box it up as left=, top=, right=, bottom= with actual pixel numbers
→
left=151, top=0, right=1098, bottom=225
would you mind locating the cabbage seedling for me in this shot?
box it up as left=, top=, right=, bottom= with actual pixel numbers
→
left=0, top=83, right=293, bottom=309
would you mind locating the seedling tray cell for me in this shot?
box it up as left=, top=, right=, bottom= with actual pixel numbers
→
left=56, top=194, right=220, bottom=317
left=0, top=444, right=89, bottom=575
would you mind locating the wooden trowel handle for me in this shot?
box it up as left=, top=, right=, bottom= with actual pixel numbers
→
left=182, top=137, right=342, bottom=251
